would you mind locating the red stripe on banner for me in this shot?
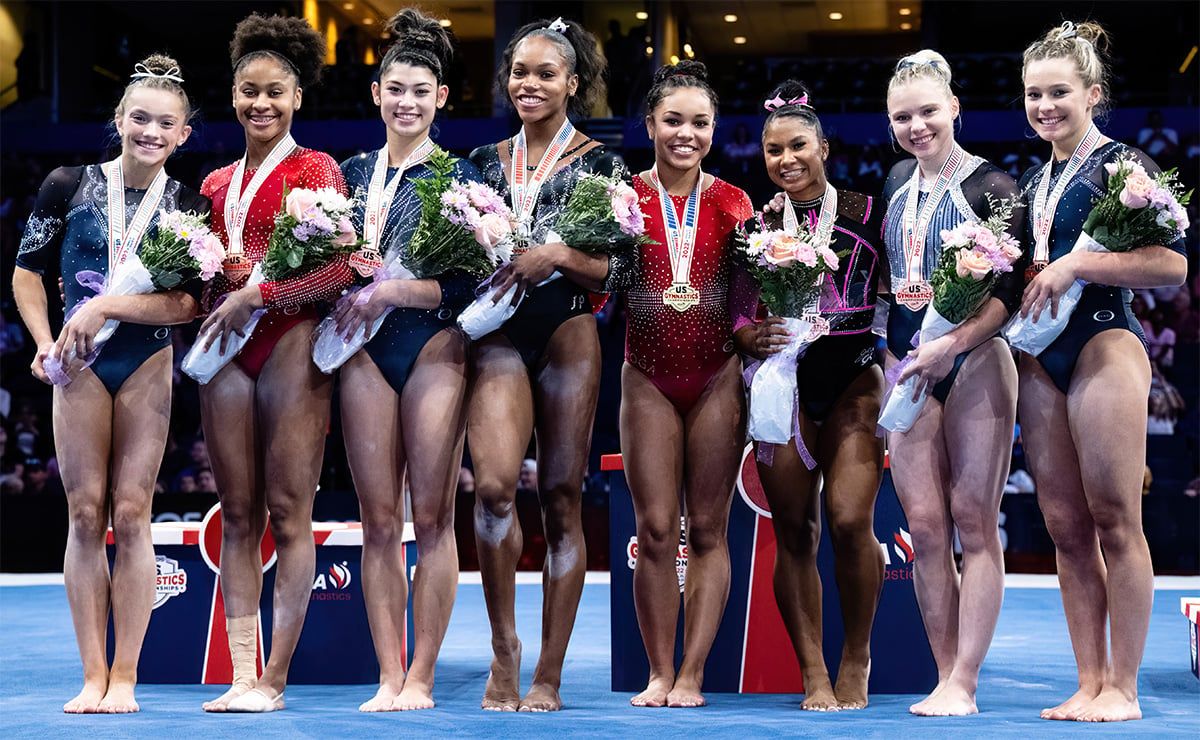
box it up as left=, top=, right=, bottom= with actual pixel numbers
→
left=313, top=530, right=330, bottom=546
left=184, top=531, right=199, bottom=546
left=600, top=454, right=624, bottom=472
left=740, top=514, right=804, bottom=693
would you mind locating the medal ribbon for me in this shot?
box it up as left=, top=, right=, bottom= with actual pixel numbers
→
left=783, top=182, right=838, bottom=315
left=510, top=118, right=575, bottom=230
left=650, top=166, right=703, bottom=288
left=900, top=144, right=965, bottom=285
left=364, top=136, right=436, bottom=253
left=1031, top=123, right=1102, bottom=263
left=104, top=159, right=168, bottom=273
left=223, top=133, right=297, bottom=257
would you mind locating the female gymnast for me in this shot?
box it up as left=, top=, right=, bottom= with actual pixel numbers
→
left=196, top=14, right=351, bottom=713
left=12, top=54, right=204, bottom=713
left=623, top=60, right=753, bottom=709
left=1016, top=21, right=1186, bottom=722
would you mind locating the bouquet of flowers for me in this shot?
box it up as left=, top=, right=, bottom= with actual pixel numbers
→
left=879, top=195, right=1022, bottom=432
left=1005, top=157, right=1191, bottom=355
left=45, top=209, right=225, bottom=385
left=313, top=150, right=513, bottom=372
left=458, top=170, right=649, bottom=340
left=183, top=186, right=360, bottom=383
left=739, top=217, right=841, bottom=453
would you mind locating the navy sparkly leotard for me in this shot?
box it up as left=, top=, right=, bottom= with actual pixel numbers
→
left=1016, top=141, right=1187, bottom=394
left=16, top=164, right=210, bottom=395
left=340, top=150, right=483, bottom=396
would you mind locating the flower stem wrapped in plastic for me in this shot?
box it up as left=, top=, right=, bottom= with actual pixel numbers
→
left=739, top=215, right=842, bottom=459
left=458, top=170, right=650, bottom=340
left=313, top=150, right=509, bottom=372
left=183, top=186, right=361, bottom=383
left=1004, top=156, right=1191, bottom=356
left=45, top=209, right=226, bottom=385
left=879, top=195, right=1022, bottom=432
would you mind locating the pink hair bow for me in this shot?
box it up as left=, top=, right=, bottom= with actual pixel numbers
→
left=763, top=94, right=809, bottom=112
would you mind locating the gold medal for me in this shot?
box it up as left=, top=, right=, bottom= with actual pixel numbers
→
left=803, top=314, right=831, bottom=341
left=662, top=281, right=699, bottom=312
left=1024, top=260, right=1048, bottom=283
left=222, top=255, right=252, bottom=281
left=349, top=247, right=384, bottom=278
left=895, top=281, right=933, bottom=310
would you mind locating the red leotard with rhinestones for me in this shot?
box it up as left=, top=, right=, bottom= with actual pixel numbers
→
left=201, top=147, right=351, bottom=379
left=625, top=175, right=754, bottom=415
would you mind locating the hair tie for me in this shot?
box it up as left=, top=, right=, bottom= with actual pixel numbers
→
left=763, top=93, right=810, bottom=112
left=131, top=62, right=184, bottom=84
left=1055, top=21, right=1078, bottom=41
left=545, top=17, right=569, bottom=34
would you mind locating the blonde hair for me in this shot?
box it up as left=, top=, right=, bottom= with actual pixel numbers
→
left=1023, top=21, right=1110, bottom=114
left=115, top=53, right=192, bottom=123
left=887, top=49, right=953, bottom=100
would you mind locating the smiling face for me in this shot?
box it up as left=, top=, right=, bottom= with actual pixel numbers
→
left=1023, top=57, right=1102, bottom=150
left=507, top=35, right=577, bottom=126
left=232, top=55, right=301, bottom=146
left=645, top=87, right=715, bottom=173
left=114, top=87, right=191, bottom=170
left=372, top=62, right=447, bottom=141
left=762, top=117, right=827, bottom=199
left=886, top=78, right=960, bottom=164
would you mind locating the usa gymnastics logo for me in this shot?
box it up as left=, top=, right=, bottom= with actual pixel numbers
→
left=626, top=517, right=689, bottom=593
left=311, top=561, right=354, bottom=601
left=153, top=555, right=188, bottom=609
left=880, top=528, right=915, bottom=580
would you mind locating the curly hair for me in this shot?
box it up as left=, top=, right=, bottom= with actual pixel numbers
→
left=645, top=60, right=718, bottom=117
left=494, top=18, right=606, bottom=120
left=115, top=53, right=192, bottom=123
left=380, top=8, right=454, bottom=83
left=230, top=14, right=325, bottom=88
left=761, top=79, right=821, bottom=140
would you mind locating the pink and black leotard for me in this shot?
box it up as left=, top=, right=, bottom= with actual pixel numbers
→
left=201, top=147, right=352, bottom=379
left=625, top=174, right=754, bottom=415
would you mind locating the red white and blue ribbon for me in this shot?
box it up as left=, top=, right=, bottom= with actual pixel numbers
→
left=1031, top=123, right=1102, bottom=264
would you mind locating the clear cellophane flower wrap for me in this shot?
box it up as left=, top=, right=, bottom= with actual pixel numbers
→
left=183, top=186, right=361, bottom=384
left=459, top=169, right=649, bottom=340
left=311, top=258, right=415, bottom=374
left=46, top=209, right=225, bottom=385
left=880, top=195, right=1022, bottom=433
left=1005, top=156, right=1191, bottom=356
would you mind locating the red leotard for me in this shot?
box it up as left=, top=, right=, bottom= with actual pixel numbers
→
left=201, top=147, right=352, bottom=379
left=625, top=175, right=754, bottom=414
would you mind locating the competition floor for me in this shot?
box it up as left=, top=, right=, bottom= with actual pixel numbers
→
left=1, top=575, right=1197, bottom=738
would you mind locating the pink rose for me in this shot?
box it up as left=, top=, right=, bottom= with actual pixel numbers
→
left=817, top=245, right=839, bottom=270
left=794, top=242, right=818, bottom=268
left=955, top=249, right=993, bottom=280
left=972, top=227, right=998, bottom=252
left=999, top=238, right=1022, bottom=263
left=333, top=215, right=357, bottom=246
left=1119, top=171, right=1154, bottom=209
left=285, top=188, right=320, bottom=221
left=474, top=212, right=512, bottom=251
left=763, top=234, right=799, bottom=267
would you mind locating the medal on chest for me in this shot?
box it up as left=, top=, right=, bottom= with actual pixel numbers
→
left=897, top=145, right=966, bottom=310
left=1029, top=123, right=1102, bottom=277
left=509, top=119, right=575, bottom=254
left=783, top=182, right=838, bottom=337
left=223, top=133, right=297, bottom=280
left=355, top=137, right=436, bottom=277
left=104, top=159, right=168, bottom=274
left=651, top=167, right=703, bottom=313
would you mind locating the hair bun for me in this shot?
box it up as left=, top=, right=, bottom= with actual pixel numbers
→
left=895, top=49, right=952, bottom=84
left=136, top=53, right=182, bottom=77
left=764, top=79, right=813, bottom=111
left=653, top=59, right=708, bottom=86
left=384, top=8, right=453, bottom=73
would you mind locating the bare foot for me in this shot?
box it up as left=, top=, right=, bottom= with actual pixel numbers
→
left=1040, top=686, right=1101, bottom=721
left=631, top=675, right=673, bottom=708
left=834, top=659, right=870, bottom=710
left=518, top=683, right=562, bottom=712
left=1075, top=687, right=1141, bottom=722
left=800, top=683, right=840, bottom=712
left=909, top=681, right=946, bottom=715
left=63, top=680, right=107, bottom=714
left=225, top=687, right=285, bottom=713
left=911, top=683, right=977, bottom=716
left=202, top=682, right=252, bottom=712
left=358, top=682, right=402, bottom=712
left=393, top=677, right=436, bottom=711
left=97, top=680, right=140, bottom=714
left=481, top=639, right=521, bottom=711
left=666, top=677, right=706, bottom=708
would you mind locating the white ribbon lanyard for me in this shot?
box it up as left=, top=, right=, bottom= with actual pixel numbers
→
left=223, top=133, right=297, bottom=266
left=510, top=118, right=575, bottom=243
left=783, top=182, right=838, bottom=321
left=354, top=137, right=437, bottom=276
left=1031, top=123, right=1102, bottom=265
left=650, top=166, right=703, bottom=313
left=104, top=159, right=168, bottom=273
left=900, top=144, right=965, bottom=286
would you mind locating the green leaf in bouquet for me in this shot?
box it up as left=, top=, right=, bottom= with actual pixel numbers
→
left=151, top=269, right=182, bottom=290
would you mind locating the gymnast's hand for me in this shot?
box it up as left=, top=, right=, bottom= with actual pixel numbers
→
left=734, top=317, right=792, bottom=361
left=31, top=340, right=55, bottom=385
left=199, top=285, right=263, bottom=355
left=896, top=334, right=957, bottom=401
left=763, top=192, right=787, bottom=215
left=332, top=279, right=404, bottom=339
left=1019, top=256, right=1076, bottom=323
left=490, top=243, right=563, bottom=306
left=53, top=295, right=109, bottom=364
